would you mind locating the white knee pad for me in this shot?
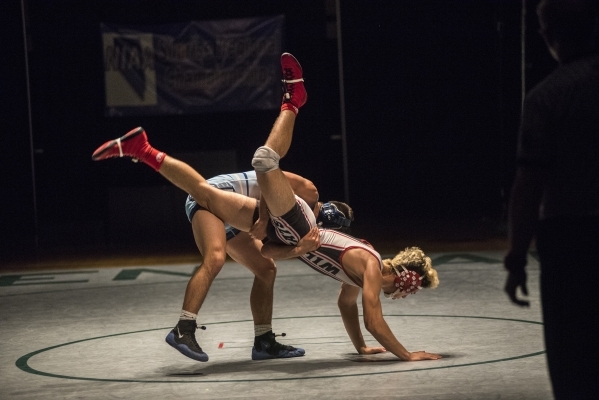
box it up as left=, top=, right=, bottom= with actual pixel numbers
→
left=252, top=146, right=281, bottom=173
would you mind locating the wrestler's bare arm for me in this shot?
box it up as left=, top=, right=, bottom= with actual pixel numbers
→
left=249, top=194, right=270, bottom=240
left=283, top=171, right=319, bottom=209
left=360, top=258, right=442, bottom=362
left=338, top=283, right=386, bottom=355
left=260, top=227, right=320, bottom=259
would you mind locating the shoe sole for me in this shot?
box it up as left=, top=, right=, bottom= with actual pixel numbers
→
left=91, top=127, right=145, bottom=161
left=165, top=332, right=209, bottom=362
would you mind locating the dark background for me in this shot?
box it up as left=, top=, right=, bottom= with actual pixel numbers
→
left=1, top=0, right=558, bottom=261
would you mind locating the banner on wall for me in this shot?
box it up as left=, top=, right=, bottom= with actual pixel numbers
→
left=101, top=16, right=284, bottom=116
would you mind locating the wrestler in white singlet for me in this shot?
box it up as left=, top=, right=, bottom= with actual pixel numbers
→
left=301, top=230, right=383, bottom=287
left=267, top=195, right=382, bottom=287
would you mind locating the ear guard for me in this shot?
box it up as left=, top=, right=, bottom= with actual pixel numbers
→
left=317, top=202, right=352, bottom=229
left=384, top=265, right=423, bottom=300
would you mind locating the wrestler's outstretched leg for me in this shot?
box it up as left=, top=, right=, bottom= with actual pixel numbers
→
left=166, top=210, right=229, bottom=362
left=226, top=234, right=305, bottom=360
left=252, top=53, right=308, bottom=218
left=91, top=127, right=256, bottom=232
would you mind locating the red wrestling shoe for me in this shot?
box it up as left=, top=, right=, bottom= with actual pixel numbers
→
left=280, top=53, right=307, bottom=114
left=92, top=127, right=147, bottom=161
left=92, top=127, right=165, bottom=170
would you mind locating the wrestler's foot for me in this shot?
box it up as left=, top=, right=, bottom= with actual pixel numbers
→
left=280, top=53, right=307, bottom=115
left=251, top=331, right=305, bottom=360
left=165, top=320, right=209, bottom=362
left=92, top=127, right=146, bottom=161
left=91, top=127, right=165, bottom=170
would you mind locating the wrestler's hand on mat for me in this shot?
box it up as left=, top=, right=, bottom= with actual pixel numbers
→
left=296, top=227, right=321, bottom=254
left=359, top=346, right=386, bottom=355
left=503, top=253, right=530, bottom=307
left=408, top=351, right=442, bottom=361
left=249, top=218, right=268, bottom=241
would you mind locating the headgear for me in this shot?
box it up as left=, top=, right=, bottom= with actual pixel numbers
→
left=317, top=202, right=352, bottom=229
left=384, top=265, right=423, bottom=300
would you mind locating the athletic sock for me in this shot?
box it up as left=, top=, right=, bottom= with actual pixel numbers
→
left=179, top=310, right=197, bottom=321
left=138, top=143, right=165, bottom=171
left=254, top=324, right=272, bottom=337
left=281, top=103, right=299, bottom=115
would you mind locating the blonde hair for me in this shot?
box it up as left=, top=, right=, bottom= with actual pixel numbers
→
left=382, top=247, right=439, bottom=289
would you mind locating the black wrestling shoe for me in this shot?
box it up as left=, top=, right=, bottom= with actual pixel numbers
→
left=165, top=320, right=209, bottom=362
left=251, top=330, right=305, bottom=360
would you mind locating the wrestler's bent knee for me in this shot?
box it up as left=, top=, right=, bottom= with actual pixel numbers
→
left=252, top=146, right=280, bottom=173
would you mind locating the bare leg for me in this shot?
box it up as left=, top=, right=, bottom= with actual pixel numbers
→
left=92, top=129, right=257, bottom=232
left=255, top=111, right=300, bottom=217
left=226, top=232, right=276, bottom=326
left=181, top=210, right=228, bottom=315
left=229, top=230, right=304, bottom=359
left=253, top=53, right=307, bottom=218
left=158, top=156, right=257, bottom=231
left=263, top=109, right=296, bottom=159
